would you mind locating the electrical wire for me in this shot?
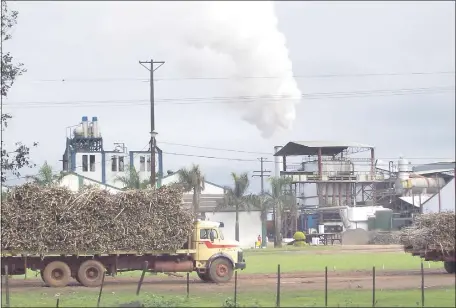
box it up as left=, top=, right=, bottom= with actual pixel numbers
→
left=3, top=86, right=454, bottom=109
left=22, top=71, right=456, bottom=83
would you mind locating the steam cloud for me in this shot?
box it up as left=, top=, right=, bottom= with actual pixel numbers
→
left=103, top=1, right=302, bottom=138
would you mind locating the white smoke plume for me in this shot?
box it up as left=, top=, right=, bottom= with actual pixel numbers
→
left=102, top=1, right=302, bottom=138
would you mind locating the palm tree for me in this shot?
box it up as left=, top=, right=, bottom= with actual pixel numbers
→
left=245, top=193, right=271, bottom=248
left=268, top=176, right=293, bottom=248
left=216, top=172, right=250, bottom=242
left=115, top=165, right=149, bottom=190
left=26, top=161, right=65, bottom=186
left=177, top=164, right=205, bottom=216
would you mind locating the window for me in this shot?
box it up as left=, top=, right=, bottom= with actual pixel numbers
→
left=146, top=156, right=151, bottom=172
left=82, top=155, right=88, bottom=172
left=111, top=156, right=118, bottom=172
left=139, top=156, right=145, bottom=171
left=90, top=155, right=96, bottom=172
left=119, top=156, right=125, bottom=172
left=218, top=228, right=224, bottom=240
left=199, top=229, right=209, bottom=240
left=210, top=229, right=219, bottom=240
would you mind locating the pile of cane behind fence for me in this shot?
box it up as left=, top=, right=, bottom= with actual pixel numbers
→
left=1, top=184, right=194, bottom=254
left=399, top=212, right=455, bottom=254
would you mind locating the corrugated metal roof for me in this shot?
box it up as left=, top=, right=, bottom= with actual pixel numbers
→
left=413, top=161, right=455, bottom=174
left=274, top=141, right=374, bottom=156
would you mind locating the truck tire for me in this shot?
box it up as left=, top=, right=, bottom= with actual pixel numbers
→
left=208, top=258, right=233, bottom=284
left=444, top=261, right=455, bottom=274
left=42, top=261, right=72, bottom=288
left=77, top=260, right=105, bottom=287
left=197, top=272, right=212, bottom=282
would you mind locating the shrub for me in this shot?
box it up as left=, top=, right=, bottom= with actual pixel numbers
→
left=293, top=240, right=307, bottom=247
left=293, top=231, right=306, bottom=241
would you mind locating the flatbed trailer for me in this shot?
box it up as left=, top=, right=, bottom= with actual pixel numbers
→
left=1, top=221, right=246, bottom=287
left=404, top=246, right=455, bottom=273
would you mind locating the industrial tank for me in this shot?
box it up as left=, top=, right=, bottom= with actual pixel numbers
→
left=395, top=177, right=445, bottom=195
left=374, top=209, right=393, bottom=231
left=367, top=216, right=376, bottom=231
left=398, top=157, right=411, bottom=180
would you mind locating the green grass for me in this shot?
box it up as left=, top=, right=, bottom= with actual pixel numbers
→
left=2, top=288, right=455, bottom=307
left=13, top=249, right=442, bottom=280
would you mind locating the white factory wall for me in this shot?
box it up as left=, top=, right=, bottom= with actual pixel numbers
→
left=59, top=173, right=122, bottom=194
left=161, top=173, right=225, bottom=195
left=205, top=211, right=262, bottom=249
left=74, top=152, right=103, bottom=182
left=105, top=152, right=128, bottom=186
left=422, top=178, right=455, bottom=213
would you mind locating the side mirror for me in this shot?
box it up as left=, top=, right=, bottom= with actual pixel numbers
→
left=210, top=231, right=215, bottom=242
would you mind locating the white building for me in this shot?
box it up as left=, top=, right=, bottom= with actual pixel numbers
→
left=60, top=116, right=262, bottom=247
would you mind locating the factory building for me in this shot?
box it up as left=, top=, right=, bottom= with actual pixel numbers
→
left=59, top=116, right=262, bottom=248
left=273, top=141, right=455, bottom=235
left=61, top=116, right=164, bottom=188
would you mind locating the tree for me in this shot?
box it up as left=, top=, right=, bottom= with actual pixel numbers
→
left=115, top=165, right=149, bottom=190
left=216, top=172, right=251, bottom=242
left=26, top=161, right=65, bottom=186
left=177, top=164, right=205, bottom=216
left=245, top=193, right=271, bottom=248
left=268, top=176, right=293, bottom=248
left=1, top=1, right=35, bottom=183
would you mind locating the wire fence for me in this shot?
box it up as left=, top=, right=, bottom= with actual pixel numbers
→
left=0, top=261, right=442, bottom=308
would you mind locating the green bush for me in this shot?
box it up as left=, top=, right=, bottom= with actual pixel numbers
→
left=293, top=240, right=307, bottom=247
left=293, top=231, right=306, bottom=241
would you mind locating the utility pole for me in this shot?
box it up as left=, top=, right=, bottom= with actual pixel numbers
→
left=139, top=59, right=165, bottom=188
left=252, top=157, right=271, bottom=194
left=253, top=157, right=271, bottom=248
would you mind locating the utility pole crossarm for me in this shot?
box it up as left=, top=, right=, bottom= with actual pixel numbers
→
left=252, top=157, right=271, bottom=195
left=139, top=58, right=165, bottom=188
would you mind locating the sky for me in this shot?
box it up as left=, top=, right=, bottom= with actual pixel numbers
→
left=2, top=1, right=455, bottom=192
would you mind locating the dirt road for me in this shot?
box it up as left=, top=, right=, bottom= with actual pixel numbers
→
left=5, top=269, right=454, bottom=294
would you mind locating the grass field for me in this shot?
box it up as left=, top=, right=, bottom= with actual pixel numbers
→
left=2, top=288, right=455, bottom=307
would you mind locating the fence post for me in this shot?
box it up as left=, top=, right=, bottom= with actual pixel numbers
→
left=186, top=272, right=190, bottom=299
left=372, top=266, right=376, bottom=307
left=136, top=261, right=149, bottom=296
left=97, top=271, right=106, bottom=307
left=5, top=265, right=10, bottom=308
left=234, top=271, right=238, bottom=305
left=421, top=261, right=425, bottom=308
left=276, top=264, right=281, bottom=308
left=56, top=297, right=60, bottom=308
left=325, top=266, right=328, bottom=307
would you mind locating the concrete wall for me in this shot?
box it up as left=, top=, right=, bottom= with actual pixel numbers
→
left=205, top=211, right=262, bottom=249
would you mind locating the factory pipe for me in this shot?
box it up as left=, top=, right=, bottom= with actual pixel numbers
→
left=274, top=146, right=282, bottom=177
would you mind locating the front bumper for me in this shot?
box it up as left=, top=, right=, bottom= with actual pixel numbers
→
left=235, top=260, right=246, bottom=270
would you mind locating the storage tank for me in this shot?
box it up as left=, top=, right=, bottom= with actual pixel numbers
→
left=92, top=116, right=99, bottom=137
left=73, top=126, right=84, bottom=137
left=398, top=156, right=411, bottom=180
left=395, top=177, right=445, bottom=195
left=374, top=209, right=393, bottom=231
left=82, top=116, right=89, bottom=138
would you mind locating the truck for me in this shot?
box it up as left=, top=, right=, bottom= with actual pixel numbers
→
left=404, top=245, right=455, bottom=274
left=1, top=220, right=246, bottom=287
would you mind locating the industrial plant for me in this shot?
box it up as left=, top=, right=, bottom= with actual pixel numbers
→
left=273, top=141, right=455, bottom=238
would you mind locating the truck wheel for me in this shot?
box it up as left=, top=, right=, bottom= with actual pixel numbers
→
left=209, top=258, right=233, bottom=283
left=42, top=261, right=71, bottom=288
left=77, top=260, right=105, bottom=287
left=444, top=261, right=456, bottom=274
left=40, top=270, right=45, bottom=282
left=197, top=272, right=212, bottom=282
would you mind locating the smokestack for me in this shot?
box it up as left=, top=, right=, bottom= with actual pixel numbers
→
left=274, top=146, right=283, bottom=177
left=82, top=116, right=88, bottom=138
left=92, top=116, right=99, bottom=137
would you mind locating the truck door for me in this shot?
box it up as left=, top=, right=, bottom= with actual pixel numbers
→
left=197, top=228, right=221, bottom=261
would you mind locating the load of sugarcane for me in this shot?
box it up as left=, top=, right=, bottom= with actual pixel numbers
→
left=1, top=183, right=194, bottom=254
left=399, top=212, right=455, bottom=254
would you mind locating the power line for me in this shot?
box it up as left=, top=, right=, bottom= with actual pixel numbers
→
left=3, top=86, right=454, bottom=108
left=22, top=71, right=456, bottom=83
left=159, top=141, right=271, bottom=155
